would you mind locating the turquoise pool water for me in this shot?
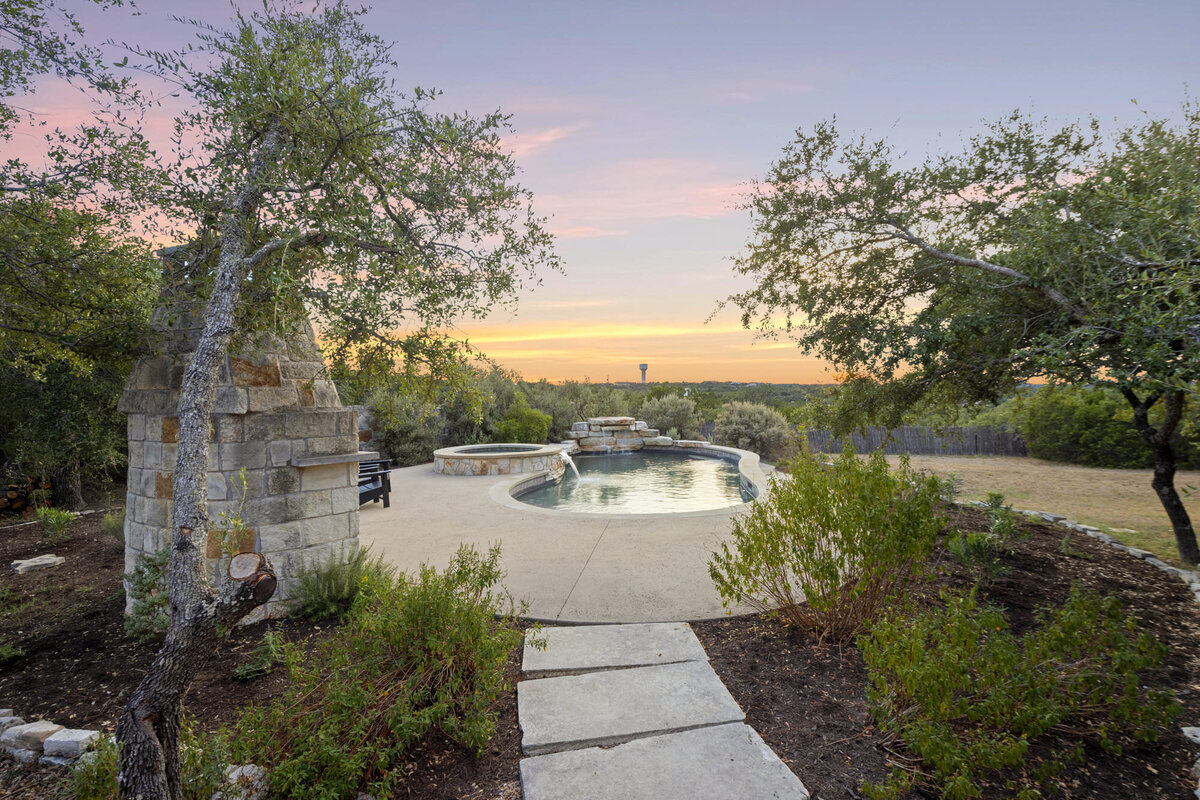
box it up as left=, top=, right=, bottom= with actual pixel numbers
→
left=517, top=450, right=751, bottom=514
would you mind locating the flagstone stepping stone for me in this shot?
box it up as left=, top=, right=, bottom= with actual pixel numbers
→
left=522, top=622, right=707, bottom=677
left=520, top=722, right=809, bottom=800
left=518, top=660, right=744, bottom=755
left=1, top=720, right=63, bottom=752
left=11, top=554, right=64, bottom=574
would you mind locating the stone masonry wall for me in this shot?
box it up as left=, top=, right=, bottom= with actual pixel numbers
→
left=561, top=416, right=691, bottom=453
left=119, top=317, right=362, bottom=621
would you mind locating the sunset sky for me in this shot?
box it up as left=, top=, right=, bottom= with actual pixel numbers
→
left=26, top=1, right=1200, bottom=382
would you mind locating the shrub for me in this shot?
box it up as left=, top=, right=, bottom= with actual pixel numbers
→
left=229, top=545, right=526, bottom=799
left=709, top=448, right=944, bottom=643
left=36, top=506, right=77, bottom=543
left=492, top=394, right=551, bottom=443
left=235, top=627, right=287, bottom=681
left=712, top=401, right=793, bottom=460
left=124, top=548, right=170, bottom=641
left=638, top=395, right=701, bottom=440
left=369, top=391, right=443, bottom=467
left=101, top=509, right=125, bottom=543
left=859, top=587, right=1179, bottom=800
left=947, top=493, right=1026, bottom=578
left=291, top=545, right=395, bottom=622
left=71, top=716, right=229, bottom=800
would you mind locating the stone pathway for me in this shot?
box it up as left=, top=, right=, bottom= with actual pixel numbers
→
left=517, top=622, right=810, bottom=800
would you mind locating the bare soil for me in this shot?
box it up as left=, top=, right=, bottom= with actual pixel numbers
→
left=888, top=455, right=1200, bottom=566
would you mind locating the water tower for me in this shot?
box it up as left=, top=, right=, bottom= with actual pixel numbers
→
left=639, top=363, right=648, bottom=383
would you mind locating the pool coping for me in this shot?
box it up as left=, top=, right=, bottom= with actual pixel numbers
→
left=489, top=444, right=771, bottom=520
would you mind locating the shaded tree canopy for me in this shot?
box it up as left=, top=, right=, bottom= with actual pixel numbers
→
left=728, top=105, right=1200, bottom=563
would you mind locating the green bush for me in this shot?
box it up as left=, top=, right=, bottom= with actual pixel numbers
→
left=638, top=395, right=701, bottom=440
left=291, top=545, right=395, bottom=622
left=712, top=401, right=794, bottom=460
left=124, top=548, right=170, bottom=641
left=36, top=506, right=77, bottom=543
left=709, top=448, right=944, bottom=643
left=1018, top=384, right=1200, bottom=469
left=492, top=394, right=551, bottom=443
left=229, top=545, right=525, bottom=799
left=947, top=493, right=1026, bottom=578
left=235, top=627, right=287, bottom=681
left=101, top=509, right=125, bottom=543
left=71, top=716, right=229, bottom=800
left=369, top=391, right=443, bottom=467
left=859, top=587, right=1179, bottom=800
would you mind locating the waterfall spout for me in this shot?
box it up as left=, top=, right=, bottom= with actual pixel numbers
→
left=561, top=451, right=581, bottom=480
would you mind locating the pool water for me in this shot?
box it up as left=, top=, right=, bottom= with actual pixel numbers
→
left=518, top=450, right=752, bottom=514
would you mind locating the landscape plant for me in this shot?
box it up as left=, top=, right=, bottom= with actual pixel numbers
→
left=493, top=394, right=552, bottom=443
left=229, top=545, right=526, bottom=799
left=712, top=401, right=795, bottom=460
left=638, top=394, right=702, bottom=439
left=859, top=587, right=1179, bottom=800
left=726, top=105, right=1200, bottom=564
left=123, top=547, right=170, bottom=641
left=101, top=509, right=125, bottom=543
left=291, top=545, right=395, bottom=622
left=35, top=506, right=77, bottom=543
left=709, top=448, right=944, bottom=642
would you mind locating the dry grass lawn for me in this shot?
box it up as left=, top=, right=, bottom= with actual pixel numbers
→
left=887, top=455, right=1200, bottom=567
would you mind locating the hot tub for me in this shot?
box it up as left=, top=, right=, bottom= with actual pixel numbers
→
left=433, top=443, right=568, bottom=477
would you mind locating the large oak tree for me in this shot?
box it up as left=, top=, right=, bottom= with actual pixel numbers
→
left=727, top=107, right=1200, bottom=565
left=113, top=4, right=557, bottom=797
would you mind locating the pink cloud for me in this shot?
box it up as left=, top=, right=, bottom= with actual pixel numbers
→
left=503, top=123, right=589, bottom=158
left=549, top=224, right=627, bottom=238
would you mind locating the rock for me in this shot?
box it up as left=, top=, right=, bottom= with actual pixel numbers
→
left=223, top=763, right=269, bottom=799
left=571, top=422, right=589, bottom=432
left=587, top=416, right=635, bottom=427
left=7, top=748, right=38, bottom=763
left=641, top=436, right=672, bottom=446
left=11, top=554, right=65, bottom=574
left=0, top=716, right=24, bottom=732
left=0, top=709, right=13, bottom=718
left=673, top=440, right=707, bottom=448
left=1127, top=548, right=1154, bottom=560
left=1038, top=512, right=1065, bottom=522
left=1, top=720, right=63, bottom=752
left=1183, top=726, right=1200, bottom=745
left=1145, top=557, right=1171, bottom=571
left=44, top=729, right=99, bottom=758
left=637, top=429, right=660, bottom=438
left=75, top=750, right=98, bottom=768
left=40, top=754, right=75, bottom=767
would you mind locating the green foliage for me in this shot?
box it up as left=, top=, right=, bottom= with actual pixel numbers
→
left=230, top=545, right=525, bottom=799
left=1018, top=384, right=1200, bottom=469
left=35, top=506, right=77, bottom=543
left=709, top=449, right=944, bottom=642
left=712, top=401, right=794, bottom=460
left=71, top=717, right=229, bottom=800
left=493, top=394, right=551, bottom=444
left=101, top=509, right=125, bottom=543
left=123, top=548, right=169, bottom=641
left=291, top=545, right=396, bottom=622
left=638, top=395, right=702, bottom=440
left=0, top=641, right=23, bottom=666
left=948, top=494, right=1026, bottom=578
left=235, top=627, right=287, bottom=681
left=859, top=588, right=1180, bottom=800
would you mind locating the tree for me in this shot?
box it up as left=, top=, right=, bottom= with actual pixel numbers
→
left=727, top=106, right=1200, bottom=564
left=0, top=0, right=157, bottom=507
left=113, top=4, right=556, bottom=797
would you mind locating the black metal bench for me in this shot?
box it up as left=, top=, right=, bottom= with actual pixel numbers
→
left=358, top=458, right=392, bottom=508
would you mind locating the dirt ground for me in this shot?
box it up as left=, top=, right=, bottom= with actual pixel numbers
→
left=890, top=455, right=1200, bottom=565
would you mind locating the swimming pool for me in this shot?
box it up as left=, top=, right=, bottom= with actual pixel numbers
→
left=515, top=449, right=753, bottom=514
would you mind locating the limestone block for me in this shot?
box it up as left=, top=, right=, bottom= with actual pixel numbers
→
left=637, top=429, right=660, bottom=438
left=220, top=441, right=268, bottom=471
left=284, top=411, right=339, bottom=439
left=300, top=463, right=353, bottom=492
left=0, top=710, right=12, bottom=719
left=302, top=512, right=350, bottom=545
left=258, top=522, right=303, bottom=551
left=601, top=425, right=638, bottom=433
left=1, top=721, right=63, bottom=752
left=7, top=748, right=38, bottom=763
left=127, top=414, right=146, bottom=442
left=559, top=441, right=580, bottom=455
left=40, top=754, right=75, bottom=767
left=212, top=387, right=249, bottom=415
left=579, top=437, right=616, bottom=447
left=279, top=361, right=326, bottom=381
left=246, top=385, right=300, bottom=413
left=43, top=729, right=99, bottom=758
left=571, top=422, right=589, bottom=432
left=231, top=357, right=282, bottom=388
left=12, top=555, right=65, bottom=574
left=128, top=441, right=144, bottom=469
left=267, top=467, right=301, bottom=496
left=286, top=489, right=332, bottom=521
left=213, top=416, right=244, bottom=443
left=674, top=440, right=707, bottom=448
left=0, top=717, right=25, bottom=732
left=267, top=440, right=294, bottom=467
left=142, top=442, right=163, bottom=470
left=588, top=416, right=635, bottom=427
left=331, top=486, right=359, bottom=515
left=244, top=414, right=286, bottom=441
left=566, top=431, right=588, bottom=439
left=311, top=380, right=342, bottom=408
left=306, top=435, right=358, bottom=458
left=635, top=421, right=648, bottom=430
left=433, top=456, right=445, bottom=473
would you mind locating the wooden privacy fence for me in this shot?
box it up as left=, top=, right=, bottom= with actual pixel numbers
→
left=803, top=425, right=1027, bottom=457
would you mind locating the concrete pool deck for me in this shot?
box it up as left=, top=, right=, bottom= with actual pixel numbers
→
left=358, top=463, right=760, bottom=623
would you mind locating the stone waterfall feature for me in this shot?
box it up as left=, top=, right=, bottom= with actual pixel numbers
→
left=118, top=315, right=368, bottom=621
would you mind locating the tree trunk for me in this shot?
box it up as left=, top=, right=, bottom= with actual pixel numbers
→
left=50, top=459, right=84, bottom=511
left=1122, top=388, right=1200, bottom=566
left=117, top=124, right=283, bottom=800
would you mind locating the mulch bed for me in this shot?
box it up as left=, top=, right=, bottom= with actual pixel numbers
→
left=0, top=504, right=1197, bottom=798
left=695, top=505, right=1200, bottom=800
